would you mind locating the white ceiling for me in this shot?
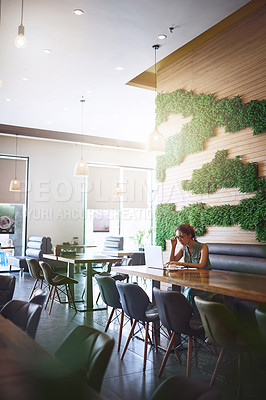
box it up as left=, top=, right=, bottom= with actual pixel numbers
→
left=0, top=0, right=249, bottom=144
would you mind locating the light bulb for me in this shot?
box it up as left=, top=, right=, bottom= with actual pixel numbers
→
left=15, top=25, right=27, bottom=48
left=9, top=177, right=21, bottom=191
left=147, top=126, right=166, bottom=154
left=74, top=157, right=89, bottom=177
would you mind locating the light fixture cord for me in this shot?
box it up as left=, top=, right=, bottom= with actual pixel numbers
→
left=80, top=96, right=85, bottom=158
left=15, top=134, right=18, bottom=178
left=21, top=0, right=24, bottom=25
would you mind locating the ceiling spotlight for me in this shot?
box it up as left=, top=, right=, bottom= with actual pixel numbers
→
left=115, top=66, right=124, bottom=71
left=21, top=77, right=29, bottom=81
left=86, top=89, right=92, bottom=93
left=73, top=9, right=84, bottom=15
left=15, top=0, right=27, bottom=48
left=6, top=98, right=12, bottom=102
left=158, top=34, right=167, bottom=40
left=43, top=49, right=52, bottom=54
left=168, top=26, right=174, bottom=33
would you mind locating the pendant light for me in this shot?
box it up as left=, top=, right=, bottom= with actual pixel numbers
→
left=147, top=44, right=165, bottom=154
left=15, top=0, right=27, bottom=48
left=9, top=135, right=21, bottom=192
left=74, top=96, right=89, bottom=177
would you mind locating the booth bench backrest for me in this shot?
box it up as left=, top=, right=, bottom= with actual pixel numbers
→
left=207, top=243, right=266, bottom=275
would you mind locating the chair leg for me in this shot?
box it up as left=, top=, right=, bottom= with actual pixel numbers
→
left=186, top=336, right=193, bottom=377
left=118, top=310, right=124, bottom=352
left=105, top=308, right=115, bottom=332
left=45, top=286, right=53, bottom=310
left=67, top=284, right=77, bottom=313
left=153, top=322, right=158, bottom=352
left=143, top=322, right=149, bottom=372
left=49, top=287, right=56, bottom=315
left=159, top=332, right=176, bottom=377
left=121, top=320, right=137, bottom=360
left=40, top=279, right=43, bottom=289
left=29, top=279, right=38, bottom=300
left=210, top=347, right=225, bottom=386
left=194, top=336, right=198, bottom=369
left=96, top=292, right=101, bottom=304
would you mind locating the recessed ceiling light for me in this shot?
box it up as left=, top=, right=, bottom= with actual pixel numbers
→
left=6, top=98, right=12, bottom=102
left=21, top=77, right=29, bottom=81
left=158, top=34, right=167, bottom=40
left=115, top=66, right=124, bottom=71
left=73, top=9, right=84, bottom=15
left=64, top=107, right=69, bottom=111
left=86, top=89, right=92, bottom=93
left=0, top=80, right=3, bottom=87
left=43, top=49, right=52, bottom=54
left=46, top=120, right=51, bottom=124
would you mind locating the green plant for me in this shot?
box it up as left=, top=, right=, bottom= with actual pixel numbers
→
left=129, top=228, right=153, bottom=248
left=155, top=191, right=266, bottom=249
left=181, top=150, right=266, bottom=194
left=155, top=90, right=266, bottom=182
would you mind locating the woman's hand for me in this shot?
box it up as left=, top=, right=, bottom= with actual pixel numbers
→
left=166, top=260, right=183, bottom=267
left=170, top=236, right=177, bottom=247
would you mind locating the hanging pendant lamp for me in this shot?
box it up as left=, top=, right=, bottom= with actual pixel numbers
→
left=9, top=135, right=21, bottom=192
left=147, top=44, right=165, bottom=154
left=15, top=0, right=27, bottom=48
left=74, top=96, right=89, bottom=177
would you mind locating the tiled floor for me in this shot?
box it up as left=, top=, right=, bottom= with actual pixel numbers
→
left=7, top=270, right=266, bottom=400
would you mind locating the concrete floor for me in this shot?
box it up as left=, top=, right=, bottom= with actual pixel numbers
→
left=8, top=270, right=266, bottom=400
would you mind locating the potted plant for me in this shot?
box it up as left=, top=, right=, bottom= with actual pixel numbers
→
left=129, top=228, right=153, bottom=250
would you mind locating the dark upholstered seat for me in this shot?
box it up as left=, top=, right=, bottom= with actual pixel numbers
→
left=0, top=299, right=42, bottom=339
left=55, top=325, right=114, bottom=393
left=0, top=274, right=16, bottom=310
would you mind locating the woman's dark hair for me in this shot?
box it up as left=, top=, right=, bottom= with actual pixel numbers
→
left=175, top=224, right=196, bottom=239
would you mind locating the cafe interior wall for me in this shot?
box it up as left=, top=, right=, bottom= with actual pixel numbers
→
left=154, top=5, right=266, bottom=258
left=0, top=134, right=155, bottom=247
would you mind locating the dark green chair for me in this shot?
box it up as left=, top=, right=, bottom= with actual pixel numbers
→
left=255, top=308, right=266, bottom=344
left=55, top=325, right=114, bottom=393
left=195, top=296, right=251, bottom=398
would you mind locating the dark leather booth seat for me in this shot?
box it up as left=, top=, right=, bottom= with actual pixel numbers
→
left=207, top=243, right=266, bottom=275
left=207, top=243, right=266, bottom=317
left=8, top=236, right=52, bottom=275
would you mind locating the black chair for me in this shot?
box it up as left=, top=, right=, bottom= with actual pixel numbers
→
left=55, top=325, right=114, bottom=393
left=150, top=375, right=221, bottom=400
left=153, top=287, right=204, bottom=377
left=255, top=308, right=266, bottom=345
left=40, top=261, right=78, bottom=315
left=95, top=274, right=127, bottom=352
left=116, top=281, right=159, bottom=371
left=29, top=288, right=48, bottom=307
left=0, top=299, right=42, bottom=339
left=0, top=274, right=16, bottom=310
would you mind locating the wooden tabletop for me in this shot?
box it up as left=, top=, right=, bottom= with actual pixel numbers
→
left=0, top=315, right=103, bottom=400
left=112, top=265, right=266, bottom=303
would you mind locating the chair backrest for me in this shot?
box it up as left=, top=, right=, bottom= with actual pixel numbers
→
left=29, top=289, right=47, bottom=307
left=55, top=325, right=114, bottom=393
left=195, top=296, right=241, bottom=352
left=27, top=259, right=43, bottom=280
left=130, top=252, right=145, bottom=265
left=94, top=274, right=122, bottom=309
left=0, top=275, right=16, bottom=309
left=0, top=299, right=42, bottom=339
left=153, top=288, right=194, bottom=334
left=255, top=309, right=266, bottom=344
left=116, top=281, right=150, bottom=321
left=39, top=261, right=55, bottom=284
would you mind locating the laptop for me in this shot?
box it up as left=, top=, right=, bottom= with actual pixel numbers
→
left=144, top=245, right=165, bottom=269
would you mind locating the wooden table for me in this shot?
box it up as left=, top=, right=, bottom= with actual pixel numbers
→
left=101, top=250, right=137, bottom=257
left=0, top=315, right=102, bottom=400
left=44, top=253, right=122, bottom=311
left=111, top=265, right=266, bottom=303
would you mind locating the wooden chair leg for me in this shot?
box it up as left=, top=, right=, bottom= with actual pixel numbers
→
left=186, top=336, right=192, bottom=377
left=45, top=286, right=53, bottom=310
left=105, top=308, right=115, bottom=332
left=118, top=310, right=124, bottom=352
left=29, top=279, right=38, bottom=300
left=210, top=347, right=225, bottom=386
left=143, top=322, right=149, bottom=372
left=49, top=287, right=56, bottom=315
left=159, top=332, right=176, bottom=377
left=121, top=320, right=137, bottom=360
left=40, top=279, right=43, bottom=289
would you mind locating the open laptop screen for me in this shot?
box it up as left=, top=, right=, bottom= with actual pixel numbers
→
left=144, top=245, right=164, bottom=268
